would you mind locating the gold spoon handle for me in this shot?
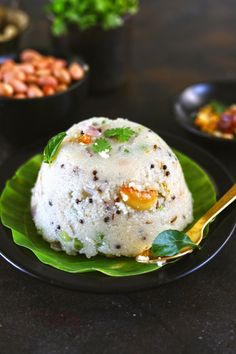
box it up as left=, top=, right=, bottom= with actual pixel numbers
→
left=190, top=184, right=236, bottom=237
left=136, top=184, right=236, bottom=264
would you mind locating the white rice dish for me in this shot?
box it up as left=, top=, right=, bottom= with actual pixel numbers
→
left=31, top=118, right=193, bottom=258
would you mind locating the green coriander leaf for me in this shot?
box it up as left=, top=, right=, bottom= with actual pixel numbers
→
left=103, top=13, right=123, bottom=29
left=51, top=0, right=65, bottom=14
left=210, top=100, right=226, bottom=114
left=151, top=230, right=197, bottom=257
left=92, top=138, right=112, bottom=154
left=104, top=127, right=135, bottom=142
left=43, top=132, right=66, bottom=164
left=47, top=0, right=139, bottom=31
left=52, top=17, right=67, bottom=36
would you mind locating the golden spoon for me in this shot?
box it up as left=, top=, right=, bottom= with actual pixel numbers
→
left=136, top=184, right=236, bottom=264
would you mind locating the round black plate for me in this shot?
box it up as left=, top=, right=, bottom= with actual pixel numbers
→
left=0, top=134, right=235, bottom=293
left=174, top=81, right=236, bottom=143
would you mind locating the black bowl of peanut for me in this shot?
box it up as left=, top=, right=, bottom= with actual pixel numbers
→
left=0, top=49, right=89, bottom=145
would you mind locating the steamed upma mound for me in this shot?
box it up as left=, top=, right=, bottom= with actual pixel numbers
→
left=31, top=118, right=193, bottom=258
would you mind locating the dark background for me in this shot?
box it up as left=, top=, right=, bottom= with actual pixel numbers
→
left=0, top=1, right=236, bottom=353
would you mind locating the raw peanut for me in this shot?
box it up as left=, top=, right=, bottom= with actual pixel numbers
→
left=32, top=60, right=45, bottom=70
left=26, top=74, right=38, bottom=84
left=36, top=69, right=51, bottom=77
left=2, top=71, right=15, bottom=83
left=46, top=57, right=57, bottom=67
left=69, top=63, right=84, bottom=80
left=0, top=50, right=82, bottom=99
left=0, top=60, right=15, bottom=74
left=21, top=49, right=42, bottom=62
left=38, top=75, right=58, bottom=88
left=16, top=70, right=26, bottom=82
left=53, top=68, right=71, bottom=84
left=3, top=69, right=26, bottom=83
left=0, top=82, right=14, bottom=97
left=34, top=61, right=47, bottom=70
left=27, top=85, right=43, bottom=98
left=53, top=59, right=67, bottom=69
left=43, top=85, right=55, bottom=96
left=56, top=84, right=68, bottom=93
left=18, top=63, right=34, bottom=74
left=14, top=93, right=26, bottom=99
left=10, top=79, right=28, bottom=93
left=34, top=58, right=54, bottom=70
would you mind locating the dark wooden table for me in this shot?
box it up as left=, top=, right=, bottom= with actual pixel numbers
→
left=0, top=1, right=236, bottom=353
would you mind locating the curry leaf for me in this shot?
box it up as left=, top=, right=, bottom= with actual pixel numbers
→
left=151, top=230, right=197, bottom=257
left=43, top=132, right=66, bottom=164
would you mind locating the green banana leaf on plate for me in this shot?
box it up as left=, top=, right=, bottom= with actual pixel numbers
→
left=0, top=150, right=216, bottom=277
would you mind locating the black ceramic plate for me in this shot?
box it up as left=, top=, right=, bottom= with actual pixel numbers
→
left=0, top=134, right=235, bottom=293
left=174, top=81, right=236, bottom=143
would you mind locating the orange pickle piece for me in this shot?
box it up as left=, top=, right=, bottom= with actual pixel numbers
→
left=119, top=186, right=158, bottom=210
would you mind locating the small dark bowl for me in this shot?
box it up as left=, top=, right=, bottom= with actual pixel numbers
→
left=0, top=7, right=29, bottom=56
left=0, top=57, right=89, bottom=146
left=50, top=15, right=133, bottom=92
left=174, top=81, right=236, bottom=143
